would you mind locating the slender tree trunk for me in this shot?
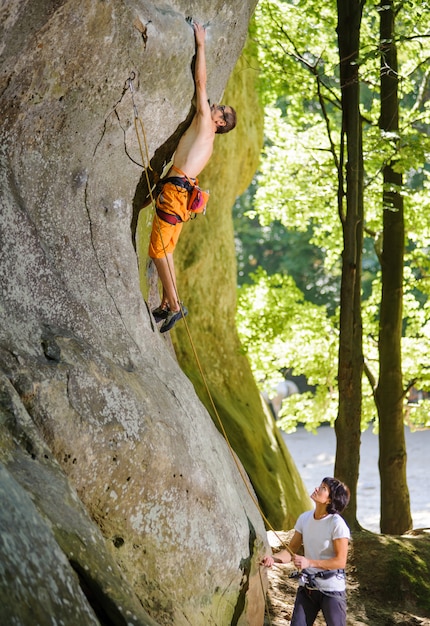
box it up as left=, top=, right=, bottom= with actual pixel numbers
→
left=334, top=0, right=365, bottom=530
left=375, top=0, right=412, bottom=534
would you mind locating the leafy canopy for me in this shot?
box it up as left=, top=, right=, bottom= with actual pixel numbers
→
left=235, top=0, right=430, bottom=430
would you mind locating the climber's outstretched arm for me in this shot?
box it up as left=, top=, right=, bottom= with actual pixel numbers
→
left=192, top=22, right=210, bottom=118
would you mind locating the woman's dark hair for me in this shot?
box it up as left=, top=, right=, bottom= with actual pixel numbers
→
left=323, top=477, right=350, bottom=514
left=216, top=105, right=237, bottom=134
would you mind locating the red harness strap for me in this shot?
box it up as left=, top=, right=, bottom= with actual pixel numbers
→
left=156, top=208, right=182, bottom=225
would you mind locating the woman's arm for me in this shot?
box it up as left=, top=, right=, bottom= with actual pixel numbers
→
left=261, top=531, right=303, bottom=567
left=293, top=537, right=349, bottom=571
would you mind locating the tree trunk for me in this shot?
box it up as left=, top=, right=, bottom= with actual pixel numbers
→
left=375, top=0, right=412, bottom=534
left=334, top=0, right=365, bottom=530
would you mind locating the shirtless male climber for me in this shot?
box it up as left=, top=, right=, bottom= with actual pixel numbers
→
left=148, top=20, right=237, bottom=333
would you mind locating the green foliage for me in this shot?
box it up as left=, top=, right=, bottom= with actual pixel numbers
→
left=233, top=184, right=341, bottom=309
left=237, top=268, right=339, bottom=430
left=235, top=0, right=430, bottom=430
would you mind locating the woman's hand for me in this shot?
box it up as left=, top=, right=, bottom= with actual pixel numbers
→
left=293, top=555, right=310, bottom=570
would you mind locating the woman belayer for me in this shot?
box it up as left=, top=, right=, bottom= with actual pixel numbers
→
left=261, top=477, right=351, bottom=626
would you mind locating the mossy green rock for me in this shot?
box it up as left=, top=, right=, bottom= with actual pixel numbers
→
left=168, top=37, right=310, bottom=529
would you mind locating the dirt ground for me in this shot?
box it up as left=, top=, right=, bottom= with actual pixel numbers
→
left=263, top=528, right=430, bottom=626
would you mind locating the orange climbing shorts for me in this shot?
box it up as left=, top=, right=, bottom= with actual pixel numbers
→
left=148, top=182, right=189, bottom=258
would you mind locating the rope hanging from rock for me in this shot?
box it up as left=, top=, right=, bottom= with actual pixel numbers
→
left=127, top=73, right=295, bottom=609
left=127, top=73, right=178, bottom=304
left=127, top=72, right=158, bottom=203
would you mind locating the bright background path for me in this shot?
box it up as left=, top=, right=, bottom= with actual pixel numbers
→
left=282, top=426, right=430, bottom=532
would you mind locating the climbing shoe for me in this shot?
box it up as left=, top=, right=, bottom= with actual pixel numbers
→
left=152, top=305, right=169, bottom=323
left=160, top=305, right=188, bottom=333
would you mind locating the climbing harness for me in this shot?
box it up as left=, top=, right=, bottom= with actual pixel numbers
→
left=154, top=175, right=207, bottom=224
left=168, top=166, right=210, bottom=215
left=127, top=71, right=292, bottom=623
left=156, top=206, right=183, bottom=225
left=293, top=568, right=345, bottom=590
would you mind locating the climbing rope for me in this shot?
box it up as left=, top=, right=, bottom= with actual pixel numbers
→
left=128, top=72, right=154, bottom=186
left=259, top=566, right=273, bottom=626
left=127, top=72, right=295, bottom=620
left=127, top=73, right=178, bottom=298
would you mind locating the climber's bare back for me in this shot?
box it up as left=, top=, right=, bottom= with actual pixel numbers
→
left=169, top=107, right=215, bottom=179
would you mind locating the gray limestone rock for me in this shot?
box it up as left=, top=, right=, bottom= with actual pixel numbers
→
left=0, top=1, right=270, bottom=624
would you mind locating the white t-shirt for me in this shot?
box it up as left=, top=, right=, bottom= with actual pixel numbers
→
left=294, top=510, right=351, bottom=592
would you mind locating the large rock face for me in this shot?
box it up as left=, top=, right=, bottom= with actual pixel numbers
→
left=0, top=1, right=309, bottom=624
